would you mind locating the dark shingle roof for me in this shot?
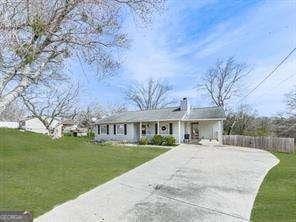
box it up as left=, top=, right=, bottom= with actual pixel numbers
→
left=96, top=106, right=225, bottom=124
left=185, top=107, right=226, bottom=120
left=97, top=107, right=186, bottom=124
left=62, top=119, right=75, bottom=125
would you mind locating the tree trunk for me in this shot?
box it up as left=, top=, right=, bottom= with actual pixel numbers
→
left=228, top=120, right=237, bottom=135
left=0, top=78, right=30, bottom=114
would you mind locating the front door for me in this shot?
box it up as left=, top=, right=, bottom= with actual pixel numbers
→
left=191, top=123, right=199, bottom=139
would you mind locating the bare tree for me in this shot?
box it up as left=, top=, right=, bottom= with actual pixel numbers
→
left=75, top=102, right=126, bottom=129
left=199, top=57, right=250, bottom=109
left=224, top=104, right=257, bottom=135
left=0, top=98, right=26, bottom=121
left=21, top=82, right=79, bottom=137
left=0, top=0, right=164, bottom=113
left=125, top=78, right=174, bottom=110
left=286, top=86, right=296, bottom=116
left=105, top=103, right=127, bottom=115
left=272, top=115, right=296, bottom=139
left=270, top=86, right=296, bottom=139
left=75, top=103, right=105, bottom=130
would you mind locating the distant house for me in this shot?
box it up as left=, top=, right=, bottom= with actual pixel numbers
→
left=95, top=98, right=226, bottom=144
left=71, top=127, right=88, bottom=137
left=20, top=117, right=63, bottom=138
left=0, top=121, right=19, bottom=129
left=19, top=117, right=88, bottom=138
left=62, top=119, right=76, bottom=133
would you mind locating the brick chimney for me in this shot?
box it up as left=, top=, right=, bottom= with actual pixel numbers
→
left=180, top=97, right=190, bottom=112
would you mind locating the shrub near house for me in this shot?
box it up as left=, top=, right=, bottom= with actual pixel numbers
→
left=140, top=135, right=176, bottom=146
left=163, top=135, right=176, bottom=146
left=139, top=137, right=149, bottom=145
left=151, top=135, right=164, bottom=145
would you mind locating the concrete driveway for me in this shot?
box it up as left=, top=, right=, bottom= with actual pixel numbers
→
left=35, top=144, right=279, bottom=222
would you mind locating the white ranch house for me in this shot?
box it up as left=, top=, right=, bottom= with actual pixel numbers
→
left=95, top=98, right=226, bottom=144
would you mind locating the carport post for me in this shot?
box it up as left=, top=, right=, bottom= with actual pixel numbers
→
left=157, top=121, right=160, bottom=135
left=178, top=120, right=181, bottom=144
left=139, top=122, right=142, bottom=139
left=218, top=120, right=223, bottom=145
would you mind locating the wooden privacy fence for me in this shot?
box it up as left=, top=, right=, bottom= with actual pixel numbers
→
left=223, top=135, right=295, bottom=153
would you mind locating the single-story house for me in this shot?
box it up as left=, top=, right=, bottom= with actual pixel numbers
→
left=72, top=127, right=88, bottom=137
left=62, top=120, right=88, bottom=137
left=0, top=121, right=19, bottom=129
left=95, top=98, right=226, bottom=144
left=62, top=119, right=76, bottom=133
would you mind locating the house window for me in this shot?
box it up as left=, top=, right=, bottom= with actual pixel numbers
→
left=169, top=123, right=173, bottom=135
left=100, top=125, right=107, bottom=134
left=142, top=124, right=146, bottom=135
left=107, top=125, right=109, bottom=135
left=124, top=124, right=127, bottom=135
left=155, top=123, right=158, bottom=134
left=98, top=125, right=100, bottom=134
left=116, top=124, right=125, bottom=135
left=113, top=125, right=116, bottom=135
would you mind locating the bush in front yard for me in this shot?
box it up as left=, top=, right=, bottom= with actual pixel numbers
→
left=163, top=135, right=176, bottom=146
left=151, top=135, right=164, bottom=145
left=139, top=137, right=149, bottom=145
left=87, top=131, right=95, bottom=139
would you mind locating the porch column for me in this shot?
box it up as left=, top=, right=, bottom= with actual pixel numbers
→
left=218, top=120, right=223, bottom=145
left=178, top=120, right=181, bottom=144
left=139, top=122, right=142, bottom=139
left=157, top=121, right=160, bottom=135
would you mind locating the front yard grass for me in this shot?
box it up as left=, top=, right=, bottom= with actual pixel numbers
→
left=251, top=152, right=296, bottom=222
left=0, top=128, right=168, bottom=218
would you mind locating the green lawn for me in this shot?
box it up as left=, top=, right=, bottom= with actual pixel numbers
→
left=0, top=128, right=167, bottom=217
left=251, top=152, right=296, bottom=222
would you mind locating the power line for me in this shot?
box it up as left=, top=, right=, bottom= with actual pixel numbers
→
left=242, top=47, right=296, bottom=100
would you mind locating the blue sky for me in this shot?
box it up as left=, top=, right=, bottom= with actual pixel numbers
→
left=73, top=0, right=296, bottom=116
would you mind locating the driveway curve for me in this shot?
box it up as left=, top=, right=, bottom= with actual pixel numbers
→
left=35, top=144, right=279, bottom=222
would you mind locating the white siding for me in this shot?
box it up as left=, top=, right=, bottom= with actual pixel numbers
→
left=94, top=120, right=223, bottom=143
left=94, top=121, right=183, bottom=143
left=144, top=121, right=181, bottom=142
left=21, top=118, right=62, bottom=138
left=178, top=121, right=186, bottom=142
left=141, top=122, right=157, bottom=137
left=198, top=120, right=220, bottom=140
left=0, top=121, right=19, bottom=129
left=95, top=123, right=137, bottom=142
left=184, top=122, right=191, bottom=135
left=183, top=120, right=221, bottom=141
left=134, top=123, right=140, bottom=141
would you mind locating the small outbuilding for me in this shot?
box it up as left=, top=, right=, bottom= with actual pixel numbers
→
left=19, top=117, right=63, bottom=138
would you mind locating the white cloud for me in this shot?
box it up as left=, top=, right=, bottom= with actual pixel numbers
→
left=102, top=1, right=296, bottom=114
left=175, top=1, right=296, bottom=115
left=120, top=1, right=214, bottom=81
